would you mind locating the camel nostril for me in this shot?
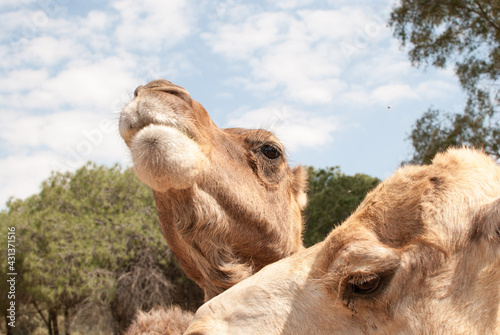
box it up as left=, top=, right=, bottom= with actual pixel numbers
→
left=134, top=85, right=144, bottom=97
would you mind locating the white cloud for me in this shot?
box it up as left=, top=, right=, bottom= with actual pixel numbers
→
left=370, top=83, right=419, bottom=103
left=365, top=79, right=459, bottom=106
left=0, top=68, right=49, bottom=93
left=350, top=54, right=413, bottom=88
left=341, top=88, right=371, bottom=106
left=0, top=145, right=130, bottom=208
left=203, top=11, right=288, bottom=59
left=4, top=10, right=75, bottom=45
left=1, top=111, right=111, bottom=152
left=112, top=0, right=194, bottom=51
left=203, top=6, right=393, bottom=104
left=19, top=36, right=84, bottom=66
left=0, top=0, right=38, bottom=8
left=0, top=151, right=59, bottom=207
left=299, top=8, right=385, bottom=41
left=47, top=116, right=129, bottom=172
left=0, top=110, right=129, bottom=207
left=0, top=10, right=29, bottom=41
left=334, top=40, right=458, bottom=108
left=415, top=80, right=460, bottom=100
left=4, top=56, right=137, bottom=110
left=269, top=0, right=315, bottom=10
left=247, top=39, right=345, bottom=103
left=226, top=105, right=338, bottom=152
left=83, top=10, right=114, bottom=31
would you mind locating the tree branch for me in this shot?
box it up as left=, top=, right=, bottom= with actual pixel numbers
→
left=472, top=0, right=500, bottom=32
left=438, top=0, right=500, bottom=33
left=33, top=301, right=50, bottom=329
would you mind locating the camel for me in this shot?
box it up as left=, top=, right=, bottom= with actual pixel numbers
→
left=119, top=79, right=307, bottom=333
left=185, top=148, right=500, bottom=335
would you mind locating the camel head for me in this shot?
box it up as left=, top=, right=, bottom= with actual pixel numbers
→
left=185, top=148, right=500, bottom=334
left=119, top=79, right=307, bottom=300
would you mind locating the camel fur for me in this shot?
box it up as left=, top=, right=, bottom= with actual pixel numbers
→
left=119, top=79, right=308, bottom=334
left=186, top=148, right=500, bottom=335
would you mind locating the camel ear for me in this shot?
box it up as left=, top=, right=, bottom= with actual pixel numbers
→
left=292, top=166, right=308, bottom=210
left=475, top=197, right=500, bottom=242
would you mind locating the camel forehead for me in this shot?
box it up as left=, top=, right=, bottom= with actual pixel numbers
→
left=317, top=169, right=440, bottom=280
left=325, top=149, right=499, bottom=259
left=350, top=166, right=439, bottom=245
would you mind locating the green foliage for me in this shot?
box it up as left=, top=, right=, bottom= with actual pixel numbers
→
left=389, top=0, right=499, bottom=105
left=4, top=164, right=154, bottom=307
left=406, top=106, right=500, bottom=164
left=0, top=163, right=202, bottom=334
left=389, top=0, right=500, bottom=163
left=304, top=167, right=380, bottom=247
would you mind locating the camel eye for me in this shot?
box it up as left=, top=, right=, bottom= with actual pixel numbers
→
left=350, top=275, right=380, bottom=294
left=260, top=144, right=281, bottom=160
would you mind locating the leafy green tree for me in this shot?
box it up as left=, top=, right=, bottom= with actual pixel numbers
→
left=0, top=163, right=202, bottom=335
left=304, top=167, right=380, bottom=247
left=406, top=107, right=500, bottom=164
left=389, top=0, right=500, bottom=163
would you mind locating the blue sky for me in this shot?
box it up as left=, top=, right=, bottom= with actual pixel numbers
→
left=0, top=0, right=465, bottom=207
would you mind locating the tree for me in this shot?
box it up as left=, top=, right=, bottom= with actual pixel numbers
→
left=406, top=106, right=500, bottom=164
left=389, top=0, right=500, bottom=163
left=304, top=167, right=380, bottom=247
left=0, top=163, right=203, bottom=335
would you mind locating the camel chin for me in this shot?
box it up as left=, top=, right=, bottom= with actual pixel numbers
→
left=130, top=124, right=207, bottom=191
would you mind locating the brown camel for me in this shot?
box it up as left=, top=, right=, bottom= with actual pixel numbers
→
left=119, top=79, right=307, bottom=333
left=185, top=148, right=500, bottom=335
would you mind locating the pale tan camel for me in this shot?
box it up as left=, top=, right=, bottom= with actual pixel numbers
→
left=119, top=79, right=307, bottom=333
left=185, top=148, right=500, bottom=335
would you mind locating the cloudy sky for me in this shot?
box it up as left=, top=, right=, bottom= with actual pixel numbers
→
left=1, top=0, right=465, bottom=207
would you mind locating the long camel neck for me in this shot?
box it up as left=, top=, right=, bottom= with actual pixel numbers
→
left=153, top=188, right=253, bottom=300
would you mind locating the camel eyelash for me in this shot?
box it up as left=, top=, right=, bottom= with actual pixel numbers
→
left=347, top=273, right=381, bottom=294
left=341, top=268, right=397, bottom=303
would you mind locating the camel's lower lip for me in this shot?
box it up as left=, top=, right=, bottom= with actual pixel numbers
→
left=121, top=119, right=194, bottom=148
left=137, top=122, right=194, bottom=143
left=130, top=124, right=207, bottom=191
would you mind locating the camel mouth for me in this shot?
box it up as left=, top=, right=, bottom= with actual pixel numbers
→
left=119, top=85, right=207, bottom=191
